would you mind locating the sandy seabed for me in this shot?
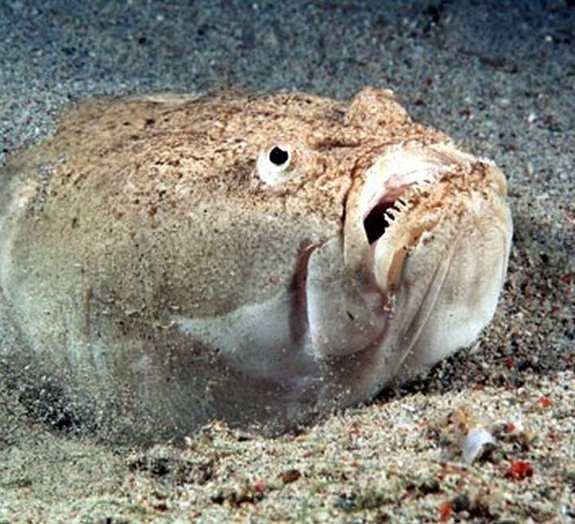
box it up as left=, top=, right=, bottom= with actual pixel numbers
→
left=0, top=1, right=573, bottom=522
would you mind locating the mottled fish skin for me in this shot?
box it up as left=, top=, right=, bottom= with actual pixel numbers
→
left=0, top=88, right=512, bottom=443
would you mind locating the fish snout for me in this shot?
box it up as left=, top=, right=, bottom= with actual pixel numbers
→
left=340, top=143, right=512, bottom=383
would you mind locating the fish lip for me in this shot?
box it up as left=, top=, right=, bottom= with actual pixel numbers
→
left=289, top=241, right=321, bottom=345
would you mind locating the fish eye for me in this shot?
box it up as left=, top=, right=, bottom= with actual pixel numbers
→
left=256, top=143, right=294, bottom=185
left=269, top=146, right=289, bottom=166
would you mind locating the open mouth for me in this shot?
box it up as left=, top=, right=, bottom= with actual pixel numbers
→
left=363, top=195, right=408, bottom=244
left=361, top=177, right=417, bottom=245
left=359, top=148, right=449, bottom=246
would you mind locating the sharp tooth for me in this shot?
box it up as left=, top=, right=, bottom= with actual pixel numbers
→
left=396, top=198, right=413, bottom=213
left=411, top=180, right=432, bottom=196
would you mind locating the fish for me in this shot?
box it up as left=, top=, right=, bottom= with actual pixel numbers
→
left=0, top=88, right=512, bottom=443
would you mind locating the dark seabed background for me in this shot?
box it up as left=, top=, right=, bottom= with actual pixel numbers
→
left=0, top=0, right=574, bottom=521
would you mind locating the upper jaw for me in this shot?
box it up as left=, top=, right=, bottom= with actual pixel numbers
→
left=344, top=142, right=505, bottom=294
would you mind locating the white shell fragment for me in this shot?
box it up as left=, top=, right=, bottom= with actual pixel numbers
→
left=462, top=427, right=496, bottom=466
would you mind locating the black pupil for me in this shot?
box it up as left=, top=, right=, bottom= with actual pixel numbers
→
left=269, top=146, right=289, bottom=166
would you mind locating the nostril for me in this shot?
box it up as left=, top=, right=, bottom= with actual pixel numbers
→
left=363, top=200, right=398, bottom=244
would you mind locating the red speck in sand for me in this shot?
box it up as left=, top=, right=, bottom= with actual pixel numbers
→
left=349, top=425, right=362, bottom=437
left=439, top=500, right=453, bottom=521
left=539, top=396, right=552, bottom=408
left=506, top=460, right=534, bottom=481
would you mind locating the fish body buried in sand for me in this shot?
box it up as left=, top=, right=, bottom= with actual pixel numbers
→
left=0, top=88, right=512, bottom=443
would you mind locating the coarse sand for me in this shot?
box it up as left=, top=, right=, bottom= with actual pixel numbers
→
left=0, top=1, right=573, bottom=522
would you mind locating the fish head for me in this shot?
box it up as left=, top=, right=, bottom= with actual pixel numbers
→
left=0, top=87, right=513, bottom=437
left=221, top=87, right=513, bottom=395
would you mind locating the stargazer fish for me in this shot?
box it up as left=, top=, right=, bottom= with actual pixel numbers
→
left=0, top=88, right=512, bottom=442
